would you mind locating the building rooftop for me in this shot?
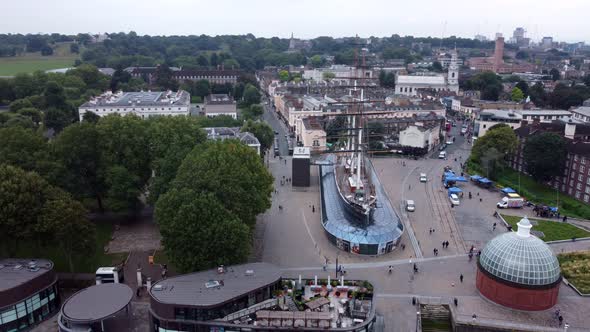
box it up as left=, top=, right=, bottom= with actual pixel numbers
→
left=302, top=117, right=324, bottom=131
left=204, top=127, right=261, bottom=146
left=205, top=94, right=236, bottom=105
left=79, top=90, right=190, bottom=108
left=396, top=75, right=446, bottom=85
left=479, top=217, right=560, bottom=286
left=571, top=106, right=590, bottom=117
left=520, top=109, right=572, bottom=116
left=149, top=263, right=282, bottom=307
left=61, top=283, right=133, bottom=323
left=0, top=259, right=53, bottom=292
left=479, top=109, right=523, bottom=121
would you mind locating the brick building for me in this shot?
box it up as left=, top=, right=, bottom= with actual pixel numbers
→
left=511, top=121, right=590, bottom=203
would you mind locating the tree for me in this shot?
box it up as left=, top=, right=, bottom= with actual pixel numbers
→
left=550, top=68, right=561, bottom=81
left=470, top=124, right=517, bottom=179
left=378, top=70, right=395, bottom=88
left=529, top=82, right=548, bottom=107
left=155, top=190, right=250, bottom=272
left=310, top=55, right=324, bottom=68
left=511, top=87, right=524, bottom=102
left=193, top=79, right=210, bottom=98
left=279, top=70, right=290, bottom=82
left=173, top=140, right=273, bottom=227
left=241, top=104, right=264, bottom=120
left=97, top=115, right=151, bottom=212
left=431, top=61, right=443, bottom=72
left=583, top=74, right=590, bottom=88
left=0, top=127, right=48, bottom=172
left=45, top=108, right=72, bottom=132
left=18, top=107, right=43, bottom=126
left=2, top=114, right=35, bottom=129
left=322, top=72, right=336, bottom=81
left=147, top=116, right=206, bottom=204
left=110, top=67, right=131, bottom=91
left=154, top=65, right=179, bottom=90
left=515, top=81, right=529, bottom=97
left=44, top=81, right=67, bottom=108
left=40, top=45, right=54, bottom=56
left=37, top=189, right=96, bottom=272
left=242, top=120, right=274, bottom=153
left=0, top=165, right=50, bottom=255
left=462, top=71, right=503, bottom=101
left=9, top=98, right=33, bottom=112
left=515, top=50, right=529, bottom=60
left=82, top=111, right=100, bottom=123
left=523, top=132, right=567, bottom=182
left=242, top=84, right=261, bottom=107
left=52, top=123, right=107, bottom=211
left=70, top=43, right=80, bottom=54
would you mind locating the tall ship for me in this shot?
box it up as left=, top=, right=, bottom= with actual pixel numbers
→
left=333, top=85, right=376, bottom=225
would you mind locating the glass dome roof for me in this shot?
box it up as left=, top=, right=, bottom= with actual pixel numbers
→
left=479, top=217, right=561, bottom=286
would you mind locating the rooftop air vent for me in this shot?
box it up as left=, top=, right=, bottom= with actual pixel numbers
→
left=205, top=280, right=221, bottom=289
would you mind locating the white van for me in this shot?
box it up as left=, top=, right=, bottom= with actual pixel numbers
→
left=96, top=266, right=124, bottom=285
left=419, top=173, right=427, bottom=182
left=438, top=151, right=447, bottom=159
left=449, top=194, right=460, bottom=206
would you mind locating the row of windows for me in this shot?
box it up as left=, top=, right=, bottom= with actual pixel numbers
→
left=92, top=107, right=184, bottom=112
left=0, top=284, right=59, bottom=331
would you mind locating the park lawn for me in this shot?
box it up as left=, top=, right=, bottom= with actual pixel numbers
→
left=501, top=214, right=590, bottom=242
left=0, top=55, right=78, bottom=76
left=9, top=222, right=127, bottom=273
left=468, top=161, right=590, bottom=219
left=558, top=251, right=590, bottom=294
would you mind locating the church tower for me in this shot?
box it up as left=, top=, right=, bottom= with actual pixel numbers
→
left=447, top=50, right=459, bottom=92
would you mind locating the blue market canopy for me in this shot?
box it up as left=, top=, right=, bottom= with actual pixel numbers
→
left=549, top=207, right=558, bottom=212
left=454, top=176, right=468, bottom=182
left=501, top=187, right=516, bottom=194
left=444, top=171, right=455, bottom=178
left=478, top=178, right=493, bottom=184
left=448, top=187, right=462, bottom=194
left=470, top=175, right=483, bottom=181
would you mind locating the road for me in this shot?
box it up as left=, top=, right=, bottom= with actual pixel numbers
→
left=261, top=98, right=290, bottom=156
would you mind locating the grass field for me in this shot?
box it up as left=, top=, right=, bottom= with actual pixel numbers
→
left=6, top=222, right=127, bottom=273
left=501, top=214, right=590, bottom=242
left=468, top=161, right=590, bottom=219
left=0, top=56, right=78, bottom=76
left=558, top=251, right=590, bottom=294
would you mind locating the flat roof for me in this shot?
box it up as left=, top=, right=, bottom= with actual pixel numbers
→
left=80, top=90, right=190, bottom=108
left=571, top=106, right=590, bottom=117
left=61, top=283, right=133, bottom=323
left=150, top=263, right=282, bottom=308
left=0, top=259, right=53, bottom=292
left=396, top=75, right=446, bottom=85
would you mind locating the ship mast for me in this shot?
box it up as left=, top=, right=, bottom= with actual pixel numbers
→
left=356, top=87, right=363, bottom=189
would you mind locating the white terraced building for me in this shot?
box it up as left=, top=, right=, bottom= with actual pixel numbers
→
left=78, top=90, right=191, bottom=121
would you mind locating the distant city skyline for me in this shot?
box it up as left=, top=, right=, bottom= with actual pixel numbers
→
left=2, top=0, right=589, bottom=43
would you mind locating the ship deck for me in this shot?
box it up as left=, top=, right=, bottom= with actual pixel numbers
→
left=319, top=155, right=403, bottom=253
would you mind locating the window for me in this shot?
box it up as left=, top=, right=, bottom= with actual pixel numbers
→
left=576, top=191, right=581, bottom=199
left=585, top=194, right=590, bottom=203
left=579, top=174, right=583, bottom=181
left=313, top=140, right=319, bottom=147
left=577, top=182, right=582, bottom=190
left=575, top=155, right=579, bottom=161
left=581, top=166, right=585, bottom=174
left=582, top=158, right=587, bottom=165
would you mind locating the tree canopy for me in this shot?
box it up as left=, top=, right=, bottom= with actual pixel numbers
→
left=242, top=120, right=274, bottom=153
left=470, top=124, right=517, bottom=179
left=523, top=132, right=567, bottom=182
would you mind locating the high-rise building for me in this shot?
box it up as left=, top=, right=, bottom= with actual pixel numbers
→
left=542, top=37, right=554, bottom=49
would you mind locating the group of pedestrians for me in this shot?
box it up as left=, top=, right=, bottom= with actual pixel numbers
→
left=441, top=240, right=450, bottom=248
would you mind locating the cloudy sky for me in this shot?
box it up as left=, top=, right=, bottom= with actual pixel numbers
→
left=2, top=0, right=588, bottom=43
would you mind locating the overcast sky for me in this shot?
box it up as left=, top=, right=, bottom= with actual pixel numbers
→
left=2, top=0, right=589, bottom=43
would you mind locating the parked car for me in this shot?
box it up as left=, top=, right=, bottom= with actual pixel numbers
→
left=438, top=151, right=447, bottom=159
left=439, top=144, right=447, bottom=151
left=446, top=139, right=453, bottom=145
left=449, top=194, right=460, bottom=206
left=406, top=200, right=416, bottom=212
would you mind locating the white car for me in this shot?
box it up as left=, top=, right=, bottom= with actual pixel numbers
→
left=419, top=173, right=427, bottom=182
left=406, top=200, right=416, bottom=212
left=446, top=139, right=453, bottom=145
left=449, top=194, right=460, bottom=206
left=438, top=151, right=447, bottom=159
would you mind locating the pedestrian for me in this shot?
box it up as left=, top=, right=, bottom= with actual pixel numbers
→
left=493, top=222, right=497, bottom=231
left=477, top=192, right=479, bottom=196
left=470, top=245, right=474, bottom=253
left=563, top=215, right=568, bottom=223
left=408, top=184, right=411, bottom=190
left=468, top=252, right=473, bottom=261
left=433, top=248, right=436, bottom=255
left=432, top=229, right=435, bottom=233
left=312, top=205, right=315, bottom=213
left=460, top=274, right=464, bottom=283
left=454, top=298, right=458, bottom=306
left=451, top=203, right=454, bottom=209
left=446, top=241, right=449, bottom=248
left=479, top=198, right=482, bottom=202
left=559, top=315, right=563, bottom=326
left=401, top=243, right=406, bottom=250
left=429, top=228, right=432, bottom=234
left=136, top=287, right=141, bottom=298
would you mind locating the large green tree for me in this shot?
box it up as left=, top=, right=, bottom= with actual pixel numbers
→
left=155, top=190, right=250, bottom=272
left=147, top=116, right=206, bottom=204
left=97, top=115, right=151, bottom=211
left=523, top=132, right=567, bottom=182
left=0, top=165, right=50, bottom=255
left=470, top=124, right=517, bottom=179
left=37, top=189, right=96, bottom=272
left=511, top=87, right=524, bottom=102
left=242, top=120, right=274, bottom=153
left=172, top=140, right=273, bottom=227
left=52, top=122, right=107, bottom=211
left=242, top=83, right=261, bottom=107
left=0, top=127, right=48, bottom=172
